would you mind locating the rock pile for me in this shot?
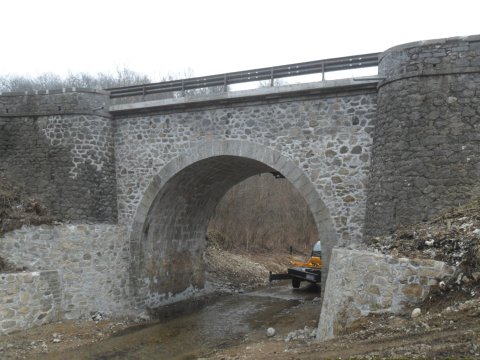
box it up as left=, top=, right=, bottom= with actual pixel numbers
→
left=284, top=326, right=317, bottom=342
left=367, top=202, right=480, bottom=296
left=90, top=312, right=106, bottom=323
left=204, top=246, right=270, bottom=295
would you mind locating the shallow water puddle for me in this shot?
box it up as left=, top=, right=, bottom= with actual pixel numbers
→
left=39, top=282, right=320, bottom=360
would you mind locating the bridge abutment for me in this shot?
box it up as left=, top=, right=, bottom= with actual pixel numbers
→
left=364, top=35, right=480, bottom=240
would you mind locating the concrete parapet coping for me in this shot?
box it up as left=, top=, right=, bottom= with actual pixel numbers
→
left=0, top=110, right=113, bottom=119
left=379, top=34, right=480, bottom=61
left=377, top=67, right=480, bottom=90
left=109, top=78, right=378, bottom=114
left=0, top=87, right=110, bottom=97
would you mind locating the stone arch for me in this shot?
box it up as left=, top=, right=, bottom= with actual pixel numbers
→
left=129, top=140, right=337, bottom=308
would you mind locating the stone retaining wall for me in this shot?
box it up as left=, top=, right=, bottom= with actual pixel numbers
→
left=317, top=247, right=457, bottom=341
left=0, top=224, right=130, bottom=325
left=0, top=89, right=117, bottom=223
left=0, top=271, right=61, bottom=334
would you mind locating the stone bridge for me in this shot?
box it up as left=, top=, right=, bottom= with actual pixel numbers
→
left=112, top=79, right=377, bottom=305
left=1, top=34, right=480, bottom=321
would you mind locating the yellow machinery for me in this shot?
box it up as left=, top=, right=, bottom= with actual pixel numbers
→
left=269, top=240, right=322, bottom=288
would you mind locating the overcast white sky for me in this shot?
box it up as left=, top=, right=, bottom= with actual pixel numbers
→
left=2, top=0, right=479, bottom=84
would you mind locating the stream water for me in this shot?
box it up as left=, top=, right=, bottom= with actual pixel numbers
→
left=42, top=282, right=320, bottom=360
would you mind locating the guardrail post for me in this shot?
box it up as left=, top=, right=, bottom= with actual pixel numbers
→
left=104, top=53, right=380, bottom=98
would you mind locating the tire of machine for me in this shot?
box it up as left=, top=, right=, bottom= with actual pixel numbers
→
left=292, top=278, right=301, bottom=288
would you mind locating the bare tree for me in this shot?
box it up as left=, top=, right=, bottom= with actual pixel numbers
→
left=258, top=78, right=289, bottom=88
left=0, top=66, right=230, bottom=102
left=164, top=67, right=230, bottom=98
left=0, top=66, right=154, bottom=93
left=207, top=173, right=319, bottom=254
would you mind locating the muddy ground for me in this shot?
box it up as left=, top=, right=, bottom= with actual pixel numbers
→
left=1, top=243, right=479, bottom=360
left=1, top=173, right=479, bottom=359
left=208, top=292, right=480, bottom=360
left=0, top=248, right=312, bottom=359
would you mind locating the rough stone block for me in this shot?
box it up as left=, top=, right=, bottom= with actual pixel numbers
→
left=419, top=269, right=442, bottom=277
left=365, top=284, right=380, bottom=295
left=443, top=265, right=455, bottom=275
left=402, top=284, right=423, bottom=297
left=2, top=320, right=16, bottom=329
left=404, top=268, right=417, bottom=276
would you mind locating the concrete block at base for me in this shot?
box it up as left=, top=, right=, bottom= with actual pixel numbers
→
left=317, top=247, right=457, bottom=341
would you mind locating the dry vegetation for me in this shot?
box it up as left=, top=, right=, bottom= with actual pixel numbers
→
left=0, top=67, right=229, bottom=105
left=0, top=174, right=58, bottom=272
left=368, top=201, right=480, bottom=288
left=207, top=173, right=319, bottom=254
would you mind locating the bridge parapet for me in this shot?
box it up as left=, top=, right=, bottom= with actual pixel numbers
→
left=379, top=34, right=480, bottom=81
left=0, top=88, right=111, bottom=118
left=109, top=78, right=378, bottom=115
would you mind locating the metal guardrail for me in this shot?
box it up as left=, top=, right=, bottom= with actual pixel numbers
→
left=106, top=53, right=380, bottom=99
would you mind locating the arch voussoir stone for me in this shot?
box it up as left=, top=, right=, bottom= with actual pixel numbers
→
left=129, top=139, right=337, bottom=308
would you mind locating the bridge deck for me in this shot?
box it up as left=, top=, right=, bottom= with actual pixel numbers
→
left=108, top=78, right=379, bottom=115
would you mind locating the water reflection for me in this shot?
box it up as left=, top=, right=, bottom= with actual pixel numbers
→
left=40, top=281, right=320, bottom=360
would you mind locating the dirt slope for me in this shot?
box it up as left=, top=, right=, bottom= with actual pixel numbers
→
left=0, top=174, right=59, bottom=272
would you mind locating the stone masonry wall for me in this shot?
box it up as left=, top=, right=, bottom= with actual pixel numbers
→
left=378, top=35, right=480, bottom=78
left=364, top=35, right=480, bottom=239
left=0, top=89, right=117, bottom=223
left=0, top=271, right=61, bottom=334
left=0, top=224, right=130, bottom=321
left=0, top=88, right=110, bottom=116
left=115, top=91, right=377, bottom=244
left=317, top=247, right=457, bottom=341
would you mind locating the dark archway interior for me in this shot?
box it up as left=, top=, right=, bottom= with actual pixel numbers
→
left=140, top=156, right=277, bottom=299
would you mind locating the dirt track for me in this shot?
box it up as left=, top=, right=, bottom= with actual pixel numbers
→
left=209, top=296, right=480, bottom=360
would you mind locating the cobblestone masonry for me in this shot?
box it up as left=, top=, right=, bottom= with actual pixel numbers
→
left=0, top=88, right=110, bottom=117
left=0, top=224, right=130, bottom=327
left=364, top=35, right=480, bottom=239
left=114, top=90, right=377, bottom=240
left=113, top=87, right=377, bottom=307
left=0, top=89, right=117, bottom=223
left=1, top=34, right=480, bottom=332
left=317, top=247, right=457, bottom=341
left=0, top=271, right=61, bottom=334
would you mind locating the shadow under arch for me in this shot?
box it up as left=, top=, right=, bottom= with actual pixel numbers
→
left=129, top=140, right=337, bottom=308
